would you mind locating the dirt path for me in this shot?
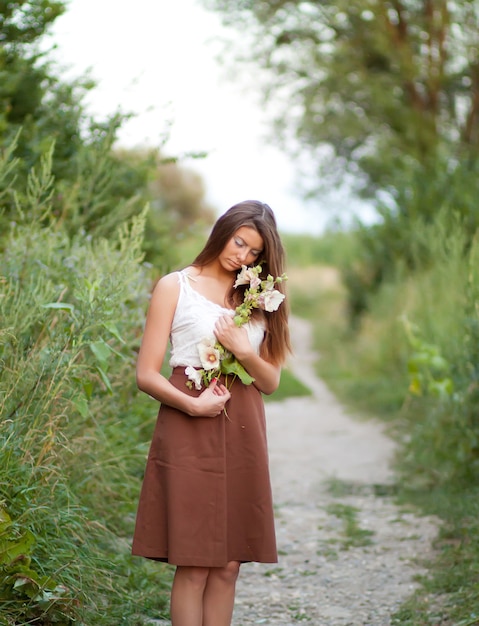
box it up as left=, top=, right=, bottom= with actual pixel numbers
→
left=233, top=316, right=438, bottom=626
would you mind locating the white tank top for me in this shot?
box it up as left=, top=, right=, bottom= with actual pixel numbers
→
left=169, top=270, right=266, bottom=369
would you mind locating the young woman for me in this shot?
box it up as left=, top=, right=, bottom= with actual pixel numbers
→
left=132, top=200, right=291, bottom=626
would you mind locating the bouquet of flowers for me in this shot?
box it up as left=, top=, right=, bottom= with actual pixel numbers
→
left=185, top=264, right=287, bottom=390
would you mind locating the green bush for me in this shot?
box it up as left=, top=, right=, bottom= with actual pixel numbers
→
left=0, top=148, right=171, bottom=623
left=343, top=156, right=479, bottom=323
left=311, top=213, right=479, bottom=485
left=286, top=224, right=479, bottom=624
left=399, top=230, right=479, bottom=487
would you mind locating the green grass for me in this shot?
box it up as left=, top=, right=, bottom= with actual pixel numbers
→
left=325, top=503, right=375, bottom=549
left=283, top=229, right=360, bottom=268
left=0, top=200, right=174, bottom=624
left=266, top=367, right=312, bottom=402
left=292, top=225, right=479, bottom=624
left=324, top=476, right=398, bottom=498
left=389, top=485, right=479, bottom=626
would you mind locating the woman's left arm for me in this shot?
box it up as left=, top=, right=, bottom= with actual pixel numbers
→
left=214, top=315, right=281, bottom=395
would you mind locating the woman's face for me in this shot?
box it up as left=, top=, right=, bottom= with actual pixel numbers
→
left=219, top=226, right=264, bottom=272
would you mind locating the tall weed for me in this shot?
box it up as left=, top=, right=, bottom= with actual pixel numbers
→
left=310, top=213, right=479, bottom=484
left=293, top=217, right=479, bottom=624
left=0, top=149, right=170, bottom=623
left=397, top=220, right=479, bottom=486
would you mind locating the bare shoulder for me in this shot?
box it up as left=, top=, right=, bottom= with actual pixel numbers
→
left=154, top=270, right=181, bottom=290
left=182, top=264, right=201, bottom=278
left=150, top=271, right=181, bottom=307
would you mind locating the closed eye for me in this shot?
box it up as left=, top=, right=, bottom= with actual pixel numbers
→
left=235, top=237, right=262, bottom=257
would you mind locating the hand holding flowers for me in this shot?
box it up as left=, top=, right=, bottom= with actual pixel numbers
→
left=186, top=264, right=287, bottom=391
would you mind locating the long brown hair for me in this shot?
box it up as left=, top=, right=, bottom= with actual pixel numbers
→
left=193, top=200, right=291, bottom=365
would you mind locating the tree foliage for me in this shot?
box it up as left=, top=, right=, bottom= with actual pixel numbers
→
left=0, top=0, right=64, bottom=45
left=99, top=148, right=215, bottom=268
left=0, top=0, right=80, bottom=166
left=0, top=2, right=216, bottom=278
left=202, top=0, right=479, bottom=323
left=202, top=0, right=479, bottom=198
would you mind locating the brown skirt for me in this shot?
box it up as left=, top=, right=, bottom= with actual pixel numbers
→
left=131, top=368, right=277, bottom=567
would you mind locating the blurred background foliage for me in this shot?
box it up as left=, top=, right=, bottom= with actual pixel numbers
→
left=204, top=0, right=479, bottom=318
left=199, top=2, right=479, bottom=622
left=2, top=0, right=479, bottom=624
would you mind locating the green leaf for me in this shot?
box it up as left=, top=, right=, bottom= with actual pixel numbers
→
left=0, top=508, right=12, bottom=534
left=96, top=366, right=113, bottom=394
left=429, top=354, right=449, bottom=372
left=82, top=380, right=94, bottom=400
left=429, top=378, right=454, bottom=399
left=221, top=357, right=255, bottom=385
left=89, top=340, right=112, bottom=369
left=13, top=575, right=40, bottom=596
left=72, top=393, right=89, bottom=417
left=0, top=529, right=35, bottom=565
left=102, top=321, right=126, bottom=344
left=42, top=302, right=75, bottom=313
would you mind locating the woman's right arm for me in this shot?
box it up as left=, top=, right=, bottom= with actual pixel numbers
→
left=136, top=273, right=230, bottom=418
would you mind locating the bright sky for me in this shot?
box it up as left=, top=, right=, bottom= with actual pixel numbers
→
left=47, top=0, right=365, bottom=234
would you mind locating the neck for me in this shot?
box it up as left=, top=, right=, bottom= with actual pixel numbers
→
left=198, top=260, right=234, bottom=283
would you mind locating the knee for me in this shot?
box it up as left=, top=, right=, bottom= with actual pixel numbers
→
left=175, top=566, right=210, bottom=591
left=212, top=561, right=241, bottom=585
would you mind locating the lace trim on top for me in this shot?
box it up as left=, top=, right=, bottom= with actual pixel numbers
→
left=183, top=272, right=235, bottom=312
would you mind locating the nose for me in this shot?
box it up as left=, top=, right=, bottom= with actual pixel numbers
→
left=237, top=249, right=249, bottom=262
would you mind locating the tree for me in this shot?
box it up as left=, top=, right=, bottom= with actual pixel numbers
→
left=112, top=148, right=216, bottom=269
left=0, top=0, right=106, bottom=189
left=202, top=0, right=479, bottom=202
left=0, top=1, right=65, bottom=130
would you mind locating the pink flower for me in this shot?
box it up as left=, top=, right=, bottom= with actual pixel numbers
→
left=234, top=265, right=261, bottom=289
left=258, top=289, right=285, bottom=312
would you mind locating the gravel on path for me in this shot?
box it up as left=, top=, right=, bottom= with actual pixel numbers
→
left=233, top=316, right=438, bottom=626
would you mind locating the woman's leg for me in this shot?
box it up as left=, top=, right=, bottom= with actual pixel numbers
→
left=202, top=561, right=241, bottom=626
left=170, top=566, right=210, bottom=626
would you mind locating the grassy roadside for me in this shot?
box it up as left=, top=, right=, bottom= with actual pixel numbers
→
left=285, top=253, right=479, bottom=626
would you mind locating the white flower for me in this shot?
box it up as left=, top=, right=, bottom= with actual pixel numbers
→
left=234, top=265, right=261, bottom=289
left=258, top=289, right=285, bottom=312
left=197, top=338, right=221, bottom=370
left=184, top=265, right=287, bottom=392
left=185, top=366, right=203, bottom=390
